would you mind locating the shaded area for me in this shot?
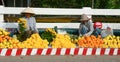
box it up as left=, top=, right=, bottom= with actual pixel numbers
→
left=39, top=28, right=120, bottom=36
left=4, top=17, right=120, bottom=23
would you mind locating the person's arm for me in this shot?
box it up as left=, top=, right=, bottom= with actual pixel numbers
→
left=32, top=17, right=38, bottom=33
left=17, top=24, right=21, bottom=33
left=110, top=29, right=114, bottom=35
left=79, top=23, right=83, bottom=36
left=101, top=29, right=107, bottom=38
left=84, top=20, right=94, bottom=36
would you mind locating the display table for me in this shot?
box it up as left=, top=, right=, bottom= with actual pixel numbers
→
left=0, top=48, right=120, bottom=56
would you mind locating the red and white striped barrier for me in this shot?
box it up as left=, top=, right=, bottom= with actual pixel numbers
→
left=0, top=48, right=120, bottom=56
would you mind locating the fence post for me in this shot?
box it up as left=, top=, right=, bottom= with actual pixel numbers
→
left=0, top=5, right=4, bottom=23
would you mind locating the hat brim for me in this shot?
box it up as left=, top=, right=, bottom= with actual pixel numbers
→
left=80, top=19, right=90, bottom=21
left=21, top=12, right=35, bottom=15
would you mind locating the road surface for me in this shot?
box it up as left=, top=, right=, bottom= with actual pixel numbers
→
left=0, top=55, right=120, bottom=62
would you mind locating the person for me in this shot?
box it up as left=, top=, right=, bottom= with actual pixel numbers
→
left=79, top=14, right=94, bottom=36
left=93, top=22, right=102, bottom=37
left=19, top=7, right=38, bottom=40
left=101, top=26, right=114, bottom=38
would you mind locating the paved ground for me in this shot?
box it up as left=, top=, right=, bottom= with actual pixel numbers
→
left=0, top=55, right=120, bottom=62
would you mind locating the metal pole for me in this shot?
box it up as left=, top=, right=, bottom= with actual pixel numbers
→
left=2, top=0, right=5, bottom=6
left=92, top=0, right=94, bottom=8
left=27, top=0, right=31, bottom=7
left=14, top=0, right=15, bottom=7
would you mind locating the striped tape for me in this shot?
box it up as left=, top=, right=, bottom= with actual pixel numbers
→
left=0, top=48, right=120, bottom=56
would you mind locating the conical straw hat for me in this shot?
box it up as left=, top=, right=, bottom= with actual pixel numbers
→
left=80, top=14, right=90, bottom=21
left=21, top=8, right=35, bottom=15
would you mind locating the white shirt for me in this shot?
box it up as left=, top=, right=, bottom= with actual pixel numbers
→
left=23, top=17, right=38, bottom=33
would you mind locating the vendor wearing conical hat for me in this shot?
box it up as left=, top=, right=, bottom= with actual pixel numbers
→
left=20, top=8, right=38, bottom=39
left=79, top=14, right=94, bottom=36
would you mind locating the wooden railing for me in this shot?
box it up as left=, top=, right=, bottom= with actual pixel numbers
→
left=0, top=6, right=120, bottom=29
left=4, top=17, right=120, bottom=23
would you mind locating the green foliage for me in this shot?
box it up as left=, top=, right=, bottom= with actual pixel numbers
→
left=31, top=0, right=92, bottom=8
left=17, top=18, right=28, bottom=42
left=40, top=31, right=56, bottom=43
left=107, top=0, right=120, bottom=9
left=30, top=0, right=120, bottom=9
left=19, top=23, right=26, bottom=34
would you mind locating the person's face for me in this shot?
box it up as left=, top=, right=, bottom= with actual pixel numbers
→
left=82, top=20, right=88, bottom=23
left=25, top=13, right=32, bottom=18
left=84, top=20, right=88, bottom=22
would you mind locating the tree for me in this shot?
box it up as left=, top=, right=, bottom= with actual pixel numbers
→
left=31, top=0, right=92, bottom=8
left=107, top=0, right=120, bottom=9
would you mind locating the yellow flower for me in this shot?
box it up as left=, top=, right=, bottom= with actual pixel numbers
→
left=46, top=28, right=57, bottom=35
left=0, top=31, right=2, bottom=35
left=17, top=18, right=28, bottom=29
